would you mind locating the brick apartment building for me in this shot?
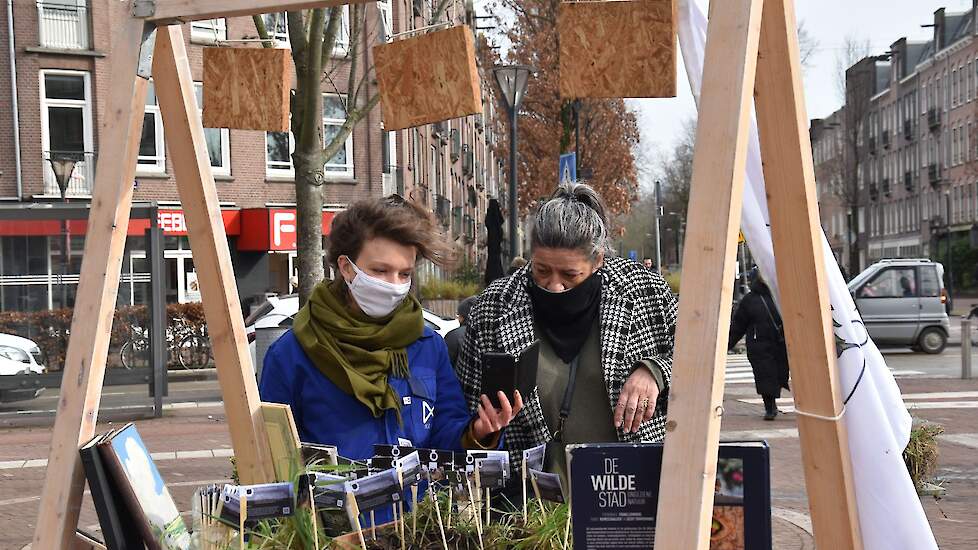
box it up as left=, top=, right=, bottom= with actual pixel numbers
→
left=0, top=0, right=503, bottom=312
left=811, top=4, right=978, bottom=284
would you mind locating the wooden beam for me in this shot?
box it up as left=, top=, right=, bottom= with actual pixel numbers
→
left=653, top=0, right=764, bottom=548
left=151, top=25, right=276, bottom=485
left=754, top=0, right=863, bottom=547
left=143, top=0, right=371, bottom=23
left=31, top=16, right=150, bottom=550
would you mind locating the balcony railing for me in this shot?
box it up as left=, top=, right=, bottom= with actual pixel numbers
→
left=43, top=150, right=95, bottom=197
left=37, top=2, right=90, bottom=51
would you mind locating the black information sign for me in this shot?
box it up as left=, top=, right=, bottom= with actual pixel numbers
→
left=567, top=442, right=771, bottom=550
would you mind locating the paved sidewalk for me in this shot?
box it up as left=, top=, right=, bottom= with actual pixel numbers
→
left=1, top=366, right=975, bottom=548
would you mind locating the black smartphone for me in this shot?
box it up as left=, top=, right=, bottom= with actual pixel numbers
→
left=481, top=341, right=539, bottom=408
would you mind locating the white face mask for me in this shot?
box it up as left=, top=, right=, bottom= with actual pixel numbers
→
left=343, top=257, right=412, bottom=318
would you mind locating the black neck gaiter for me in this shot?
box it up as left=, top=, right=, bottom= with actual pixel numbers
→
left=527, top=269, right=603, bottom=363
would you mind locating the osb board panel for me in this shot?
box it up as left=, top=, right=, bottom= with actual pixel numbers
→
left=203, top=47, right=291, bottom=132
left=559, top=0, right=677, bottom=99
left=374, top=25, right=483, bottom=131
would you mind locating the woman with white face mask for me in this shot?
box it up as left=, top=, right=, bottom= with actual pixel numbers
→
left=260, top=195, right=523, bottom=472
left=455, top=183, right=678, bottom=484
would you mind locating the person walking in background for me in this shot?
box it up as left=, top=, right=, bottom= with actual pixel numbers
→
left=728, top=268, right=790, bottom=420
left=445, top=296, right=477, bottom=368
left=643, top=257, right=655, bottom=270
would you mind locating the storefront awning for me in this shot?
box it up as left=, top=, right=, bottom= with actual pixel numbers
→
left=0, top=203, right=336, bottom=252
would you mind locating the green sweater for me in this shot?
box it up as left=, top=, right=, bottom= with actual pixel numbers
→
left=537, top=320, right=665, bottom=485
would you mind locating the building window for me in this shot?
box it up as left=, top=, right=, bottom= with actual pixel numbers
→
left=193, top=83, right=231, bottom=176
left=265, top=96, right=354, bottom=180
left=191, top=18, right=227, bottom=43
left=264, top=10, right=350, bottom=52
left=263, top=12, right=290, bottom=43
left=266, top=127, right=295, bottom=178
left=323, top=95, right=354, bottom=178
left=37, top=0, right=90, bottom=50
left=40, top=70, right=94, bottom=197
left=382, top=128, right=397, bottom=195
left=333, top=7, right=351, bottom=54
left=377, top=0, right=393, bottom=42
left=137, top=82, right=166, bottom=173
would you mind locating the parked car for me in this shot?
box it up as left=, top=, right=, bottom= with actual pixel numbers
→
left=0, top=333, right=47, bottom=403
left=244, top=294, right=461, bottom=374
left=848, top=259, right=950, bottom=354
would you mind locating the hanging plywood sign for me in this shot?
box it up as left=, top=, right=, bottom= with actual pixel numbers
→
left=559, top=0, right=677, bottom=99
left=202, top=47, right=291, bottom=132
left=373, top=25, right=483, bottom=131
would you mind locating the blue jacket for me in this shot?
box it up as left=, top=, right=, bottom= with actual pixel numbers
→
left=259, top=326, right=479, bottom=462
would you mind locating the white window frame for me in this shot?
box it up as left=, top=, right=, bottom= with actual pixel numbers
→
left=137, top=81, right=166, bottom=174
left=263, top=12, right=290, bottom=44
left=39, top=69, right=94, bottom=196
left=191, top=18, right=227, bottom=43
left=265, top=126, right=295, bottom=179
left=323, top=94, right=354, bottom=179
left=332, top=6, right=351, bottom=55
left=192, top=82, right=231, bottom=177
left=377, top=0, right=393, bottom=42
left=264, top=10, right=350, bottom=55
left=382, top=126, right=397, bottom=195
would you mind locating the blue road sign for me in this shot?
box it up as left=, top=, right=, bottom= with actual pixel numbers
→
left=559, top=153, right=577, bottom=184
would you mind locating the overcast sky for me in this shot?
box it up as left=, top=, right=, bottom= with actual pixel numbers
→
left=630, top=0, right=974, bottom=176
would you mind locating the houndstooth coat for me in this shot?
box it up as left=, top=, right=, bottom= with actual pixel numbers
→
left=454, top=256, right=679, bottom=457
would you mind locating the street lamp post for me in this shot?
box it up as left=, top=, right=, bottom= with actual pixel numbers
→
left=653, top=180, right=663, bottom=271
left=945, top=190, right=954, bottom=310
left=47, top=151, right=81, bottom=309
left=493, top=64, right=533, bottom=262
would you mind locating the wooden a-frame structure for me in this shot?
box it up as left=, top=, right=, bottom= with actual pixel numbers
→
left=33, top=0, right=862, bottom=548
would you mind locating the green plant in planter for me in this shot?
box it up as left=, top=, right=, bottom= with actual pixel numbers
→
left=903, top=420, right=944, bottom=492
left=220, top=458, right=574, bottom=549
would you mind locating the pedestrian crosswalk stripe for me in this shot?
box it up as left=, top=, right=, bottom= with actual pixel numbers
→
left=723, top=355, right=928, bottom=385
left=739, top=391, right=978, bottom=410
left=940, top=433, right=978, bottom=450
left=902, top=391, right=978, bottom=400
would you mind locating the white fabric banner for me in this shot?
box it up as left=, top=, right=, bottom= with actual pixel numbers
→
left=676, top=1, right=938, bottom=547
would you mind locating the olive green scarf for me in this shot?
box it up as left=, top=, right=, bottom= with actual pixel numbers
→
left=292, top=279, right=423, bottom=421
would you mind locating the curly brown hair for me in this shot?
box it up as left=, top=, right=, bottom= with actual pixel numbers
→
left=326, top=195, right=455, bottom=268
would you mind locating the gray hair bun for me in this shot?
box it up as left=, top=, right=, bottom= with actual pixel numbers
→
left=530, top=182, right=611, bottom=259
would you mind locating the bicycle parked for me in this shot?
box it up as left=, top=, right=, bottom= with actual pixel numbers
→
left=119, top=317, right=211, bottom=370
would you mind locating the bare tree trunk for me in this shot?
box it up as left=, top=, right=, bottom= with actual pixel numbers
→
left=253, top=8, right=379, bottom=306
left=294, top=9, right=328, bottom=306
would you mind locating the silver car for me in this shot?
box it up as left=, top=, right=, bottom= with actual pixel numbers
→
left=848, top=259, right=950, bottom=354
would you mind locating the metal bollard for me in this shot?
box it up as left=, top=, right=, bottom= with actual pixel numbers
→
left=963, top=317, right=973, bottom=380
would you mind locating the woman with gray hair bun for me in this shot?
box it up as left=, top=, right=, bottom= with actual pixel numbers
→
left=455, top=182, right=678, bottom=481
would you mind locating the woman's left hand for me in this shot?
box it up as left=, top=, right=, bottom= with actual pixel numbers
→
left=472, top=391, right=525, bottom=441
left=615, top=368, right=660, bottom=434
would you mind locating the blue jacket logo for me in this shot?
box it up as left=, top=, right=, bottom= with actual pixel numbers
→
left=423, top=401, right=435, bottom=425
